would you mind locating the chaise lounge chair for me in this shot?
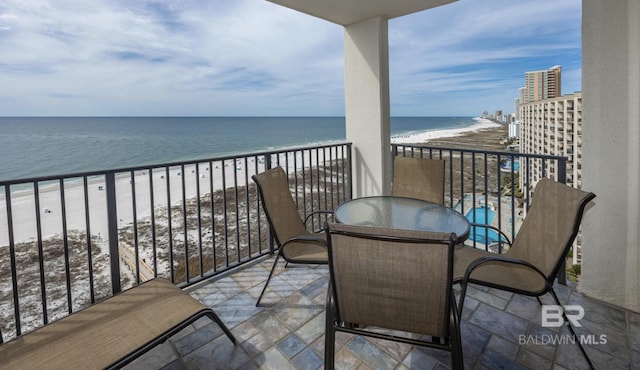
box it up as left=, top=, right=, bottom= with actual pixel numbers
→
left=0, top=278, right=236, bottom=369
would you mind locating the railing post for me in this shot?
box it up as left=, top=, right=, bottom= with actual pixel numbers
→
left=391, top=144, right=398, bottom=180
left=5, top=186, right=21, bottom=337
left=265, top=154, right=272, bottom=171
left=557, top=158, right=568, bottom=285
left=346, top=143, right=353, bottom=200
left=105, top=172, right=121, bottom=294
left=262, top=155, right=276, bottom=254
left=557, top=158, right=567, bottom=184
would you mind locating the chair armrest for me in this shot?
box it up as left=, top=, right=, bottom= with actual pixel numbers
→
left=463, top=254, right=547, bottom=285
left=466, top=222, right=513, bottom=249
left=303, top=210, right=335, bottom=232
left=281, top=235, right=327, bottom=248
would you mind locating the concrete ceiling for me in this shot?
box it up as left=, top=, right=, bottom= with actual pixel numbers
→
left=266, top=0, right=458, bottom=26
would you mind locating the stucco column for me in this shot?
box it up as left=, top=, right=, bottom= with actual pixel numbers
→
left=581, top=0, right=640, bottom=312
left=344, top=17, right=391, bottom=198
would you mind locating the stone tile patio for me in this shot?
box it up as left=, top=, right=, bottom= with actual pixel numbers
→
left=125, top=257, right=639, bottom=369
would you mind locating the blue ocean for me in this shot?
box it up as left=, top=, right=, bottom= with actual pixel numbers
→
left=0, top=116, right=476, bottom=181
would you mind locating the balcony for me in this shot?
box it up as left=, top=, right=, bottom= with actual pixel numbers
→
left=0, top=0, right=636, bottom=366
left=125, top=257, right=636, bottom=369
left=1, top=143, right=636, bottom=369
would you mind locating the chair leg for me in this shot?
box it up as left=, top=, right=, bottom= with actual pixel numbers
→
left=256, top=252, right=282, bottom=307
left=205, top=311, right=237, bottom=344
left=324, top=291, right=336, bottom=370
left=449, top=296, right=464, bottom=370
left=457, top=281, right=469, bottom=318
left=549, top=289, right=595, bottom=370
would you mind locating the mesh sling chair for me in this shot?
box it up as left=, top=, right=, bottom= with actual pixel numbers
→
left=252, top=166, right=332, bottom=306
left=392, top=156, right=446, bottom=205
left=324, top=223, right=463, bottom=370
left=454, top=178, right=596, bottom=369
left=0, top=278, right=236, bottom=369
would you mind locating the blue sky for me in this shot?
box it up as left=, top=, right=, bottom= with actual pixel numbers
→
left=0, top=0, right=581, bottom=117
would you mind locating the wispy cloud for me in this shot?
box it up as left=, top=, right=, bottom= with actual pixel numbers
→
left=0, top=0, right=580, bottom=116
left=389, top=0, right=581, bottom=114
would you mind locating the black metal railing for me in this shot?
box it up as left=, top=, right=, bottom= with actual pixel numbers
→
left=392, top=144, right=568, bottom=252
left=0, top=142, right=351, bottom=341
left=1, top=141, right=567, bottom=342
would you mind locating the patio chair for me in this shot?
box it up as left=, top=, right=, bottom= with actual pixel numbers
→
left=454, top=178, right=596, bottom=369
left=393, top=156, right=446, bottom=204
left=252, top=166, right=332, bottom=306
left=324, top=223, right=463, bottom=370
left=0, top=278, right=235, bottom=369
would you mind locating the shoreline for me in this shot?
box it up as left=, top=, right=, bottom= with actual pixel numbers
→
left=0, top=116, right=494, bottom=183
left=0, top=149, right=343, bottom=246
left=391, top=117, right=504, bottom=145
left=0, top=120, right=510, bottom=246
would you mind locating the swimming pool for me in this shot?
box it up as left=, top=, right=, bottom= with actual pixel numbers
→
left=500, top=159, right=520, bottom=172
left=465, top=207, right=504, bottom=244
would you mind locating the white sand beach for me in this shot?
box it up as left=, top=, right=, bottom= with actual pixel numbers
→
left=0, top=148, right=345, bottom=246
left=391, top=117, right=501, bottom=144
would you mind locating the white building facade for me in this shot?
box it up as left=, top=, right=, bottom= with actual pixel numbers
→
left=518, top=92, right=583, bottom=190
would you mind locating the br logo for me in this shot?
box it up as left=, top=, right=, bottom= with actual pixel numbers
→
left=541, top=305, right=584, bottom=327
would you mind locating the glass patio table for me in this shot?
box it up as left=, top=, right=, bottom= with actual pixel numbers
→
left=334, top=196, right=470, bottom=243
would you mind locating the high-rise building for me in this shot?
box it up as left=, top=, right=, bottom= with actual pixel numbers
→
left=518, top=92, right=582, bottom=189
left=523, top=65, right=562, bottom=103
left=518, top=91, right=583, bottom=263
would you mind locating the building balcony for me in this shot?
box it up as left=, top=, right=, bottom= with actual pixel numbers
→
left=1, top=142, right=634, bottom=369
left=123, top=256, right=636, bottom=369
left=0, top=0, right=637, bottom=367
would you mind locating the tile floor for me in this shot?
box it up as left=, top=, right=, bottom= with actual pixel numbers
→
left=125, top=257, right=639, bottom=369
